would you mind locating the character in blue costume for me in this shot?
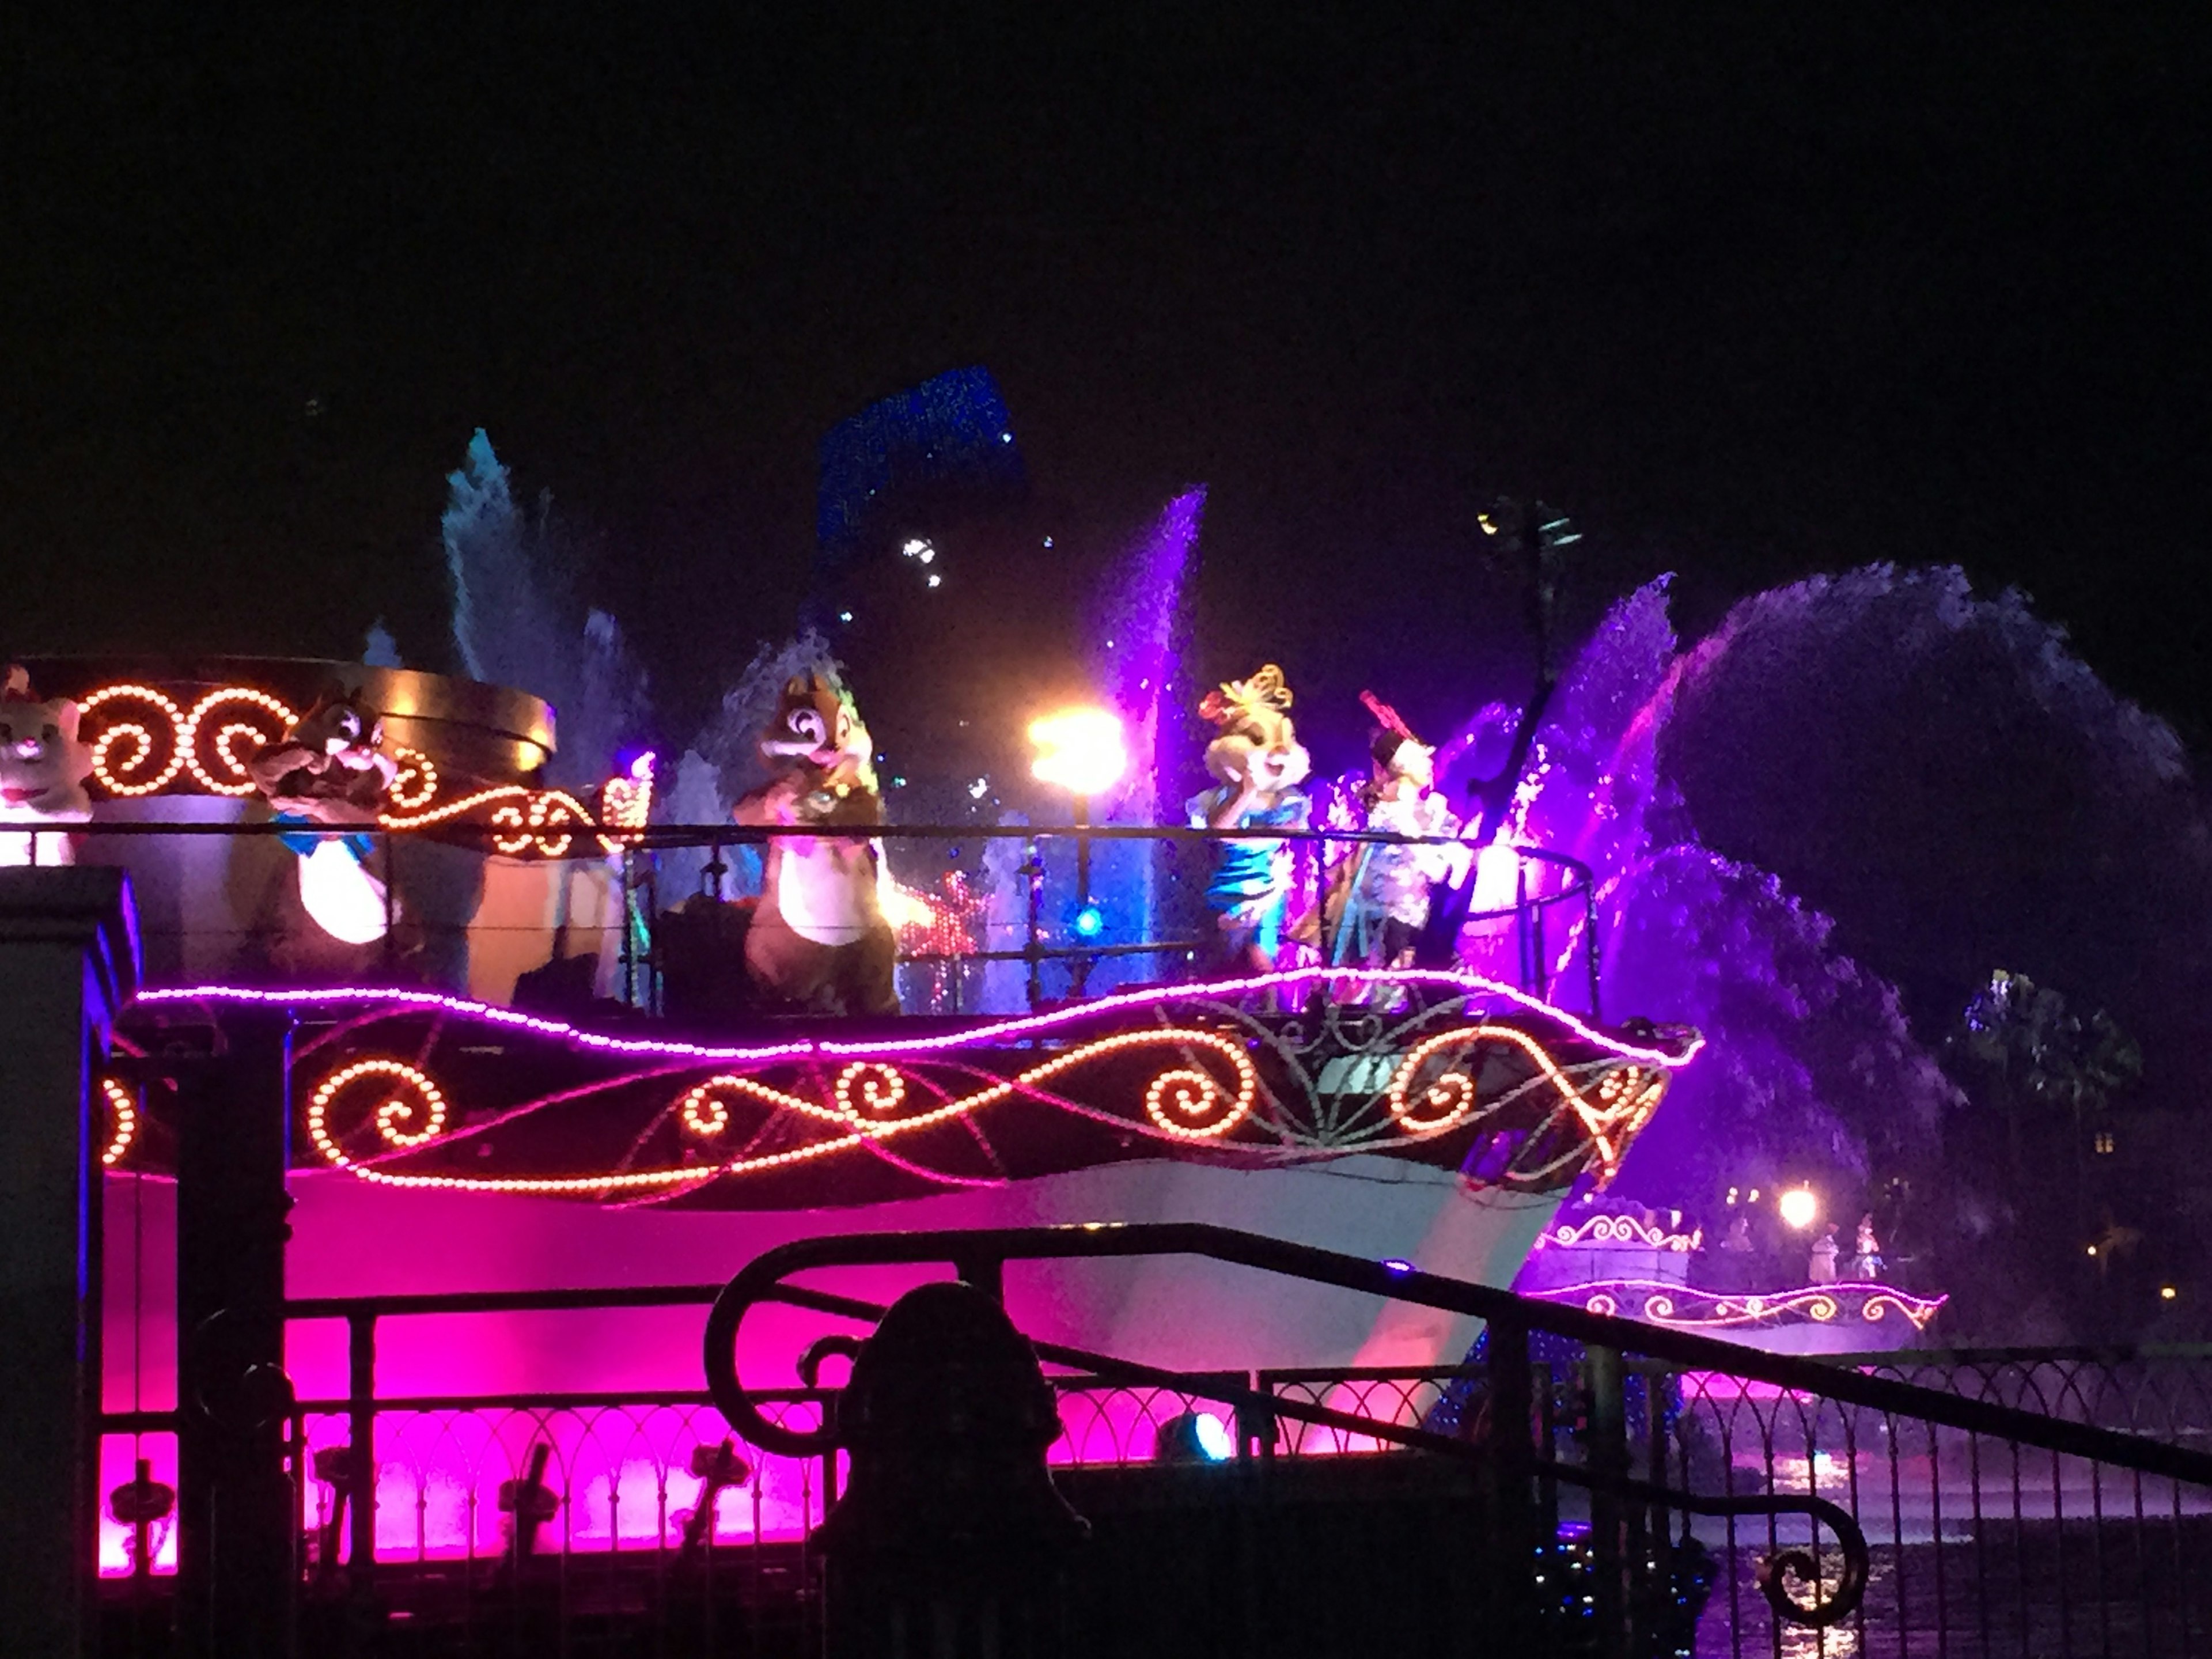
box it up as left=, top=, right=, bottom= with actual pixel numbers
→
left=1185, top=665, right=1312, bottom=976
left=245, top=688, right=400, bottom=945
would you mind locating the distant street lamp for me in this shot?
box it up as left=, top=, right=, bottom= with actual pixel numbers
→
left=1028, top=709, right=1128, bottom=999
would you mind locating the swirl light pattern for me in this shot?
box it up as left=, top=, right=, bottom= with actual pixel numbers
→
left=305, top=1027, right=1256, bottom=1195
left=132, top=970, right=1697, bottom=1206
left=1534, top=1214, right=1701, bottom=1252
left=1536, top=1279, right=1946, bottom=1333
left=100, top=1077, right=137, bottom=1166
left=72, top=677, right=647, bottom=858
left=308, top=1059, right=450, bottom=1164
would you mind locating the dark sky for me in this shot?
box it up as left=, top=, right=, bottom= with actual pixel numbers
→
left=9, top=6, right=2210, bottom=748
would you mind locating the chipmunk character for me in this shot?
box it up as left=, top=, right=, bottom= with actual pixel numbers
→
left=246, top=686, right=401, bottom=945
left=0, top=666, right=93, bottom=866
left=732, top=671, right=899, bottom=1015
left=1323, top=692, right=1468, bottom=986
left=246, top=688, right=398, bottom=825
left=1185, top=665, right=1312, bottom=975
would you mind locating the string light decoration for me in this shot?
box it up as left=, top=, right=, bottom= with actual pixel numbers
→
left=597, top=753, right=654, bottom=847
left=487, top=790, right=594, bottom=858
left=521, top=1027, right=1259, bottom=1198
left=1535, top=1214, right=1700, bottom=1252
left=1545, top=1280, right=1946, bottom=1332
left=179, top=688, right=296, bottom=794
left=263, top=979, right=1680, bottom=1198
left=137, top=968, right=1702, bottom=1068
left=100, top=1077, right=137, bottom=1166
left=143, top=972, right=1694, bottom=1199
left=387, top=747, right=439, bottom=812
left=307, top=1059, right=450, bottom=1163
left=1385, top=1024, right=1669, bottom=1181
left=71, top=677, right=650, bottom=858
left=79, top=684, right=189, bottom=796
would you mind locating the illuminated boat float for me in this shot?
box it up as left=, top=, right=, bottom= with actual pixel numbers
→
left=54, top=658, right=1699, bottom=1382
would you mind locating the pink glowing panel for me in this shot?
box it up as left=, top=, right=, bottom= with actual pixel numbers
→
left=97, top=1435, right=179, bottom=1578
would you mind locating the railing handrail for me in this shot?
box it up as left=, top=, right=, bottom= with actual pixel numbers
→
left=702, top=1222, right=2212, bottom=1489
left=285, top=1283, right=722, bottom=1320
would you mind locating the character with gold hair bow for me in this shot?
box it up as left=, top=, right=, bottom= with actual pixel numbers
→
left=1185, top=664, right=1312, bottom=975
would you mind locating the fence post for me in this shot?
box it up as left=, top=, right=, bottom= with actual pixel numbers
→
left=175, top=1006, right=297, bottom=1659
left=346, top=1310, right=377, bottom=1610
left=0, top=868, right=138, bottom=1659
left=1022, top=838, right=1046, bottom=1010
left=1485, top=1315, right=1538, bottom=1642
left=1585, top=1343, right=1630, bottom=1659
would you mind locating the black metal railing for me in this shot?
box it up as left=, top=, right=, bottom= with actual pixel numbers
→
left=61, top=818, right=1604, bottom=1017
left=97, top=1228, right=2212, bottom=1655
left=701, top=1224, right=2212, bottom=1658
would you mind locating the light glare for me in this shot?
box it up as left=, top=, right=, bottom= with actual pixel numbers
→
left=1029, top=708, right=1128, bottom=797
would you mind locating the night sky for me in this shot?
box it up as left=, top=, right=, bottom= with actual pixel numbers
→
left=10, top=7, right=2209, bottom=749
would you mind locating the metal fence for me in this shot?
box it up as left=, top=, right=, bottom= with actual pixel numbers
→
left=96, top=1259, right=2212, bottom=1657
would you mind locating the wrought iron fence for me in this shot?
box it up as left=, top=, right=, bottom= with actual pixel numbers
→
left=97, top=1241, right=2212, bottom=1656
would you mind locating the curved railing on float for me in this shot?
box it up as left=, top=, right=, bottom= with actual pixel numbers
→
left=54, top=818, right=1603, bottom=1018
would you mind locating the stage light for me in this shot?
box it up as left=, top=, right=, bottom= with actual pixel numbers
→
left=926, top=573, right=942, bottom=588
left=1381, top=1258, right=1414, bottom=1275
left=2162, top=1285, right=2179, bottom=1301
left=1028, top=708, right=1127, bottom=798
left=838, top=611, right=854, bottom=623
left=1071, top=900, right=1105, bottom=939
left=1154, top=1411, right=1233, bottom=1464
left=1778, top=1187, right=1818, bottom=1230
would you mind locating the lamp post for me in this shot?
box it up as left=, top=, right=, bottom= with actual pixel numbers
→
left=1027, top=709, right=1128, bottom=1002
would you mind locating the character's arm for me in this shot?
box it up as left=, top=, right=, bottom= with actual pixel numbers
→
left=245, top=741, right=317, bottom=801
left=1205, top=782, right=1260, bottom=831
left=733, top=772, right=805, bottom=827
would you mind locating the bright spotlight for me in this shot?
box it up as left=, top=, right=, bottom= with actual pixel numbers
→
left=1028, top=708, right=1128, bottom=798
left=1778, top=1187, right=1818, bottom=1231
left=1154, top=1411, right=1234, bottom=1464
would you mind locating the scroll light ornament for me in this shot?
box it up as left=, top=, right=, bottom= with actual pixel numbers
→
left=312, top=1028, right=1258, bottom=1195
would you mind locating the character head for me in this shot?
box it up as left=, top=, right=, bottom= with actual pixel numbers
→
left=1361, top=691, right=1435, bottom=790
left=0, top=666, right=93, bottom=821
left=249, top=686, right=395, bottom=823
left=760, top=671, right=880, bottom=826
left=1200, top=665, right=1311, bottom=793
left=292, top=686, right=386, bottom=767
left=763, top=672, right=874, bottom=775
